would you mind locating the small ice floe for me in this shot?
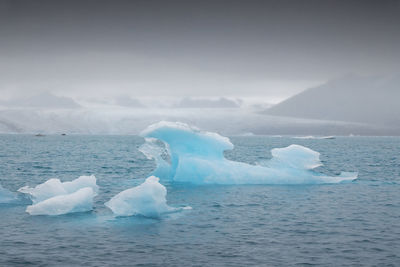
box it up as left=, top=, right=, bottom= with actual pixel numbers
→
left=25, top=187, right=95, bottom=216
left=105, top=176, right=191, bottom=218
left=19, top=175, right=98, bottom=216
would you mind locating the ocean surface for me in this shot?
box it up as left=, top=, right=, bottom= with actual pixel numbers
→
left=0, top=135, right=399, bottom=266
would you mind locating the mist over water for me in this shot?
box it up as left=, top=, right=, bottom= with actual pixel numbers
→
left=1, top=77, right=400, bottom=136
left=0, top=0, right=399, bottom=136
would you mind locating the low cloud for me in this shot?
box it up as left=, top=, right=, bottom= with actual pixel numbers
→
left=3, top=92, right=80, bottom=109
left=175, top=97, right=241, bottom=108
left=114, top=95, right=145, bottom=108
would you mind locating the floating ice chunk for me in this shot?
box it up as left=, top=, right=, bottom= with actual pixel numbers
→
left=269, top=144, right=322, bottom=169
left=26, top=187, right=95, bottom=216
left=19, top=175, right=98, bottom=215
left=18, top=175, right=98, bottom=204
left=105, top=176, right=189, bottom=217
left=140, top=121, right=357, bottom=184
left=0, top=184, right=17, bottom=203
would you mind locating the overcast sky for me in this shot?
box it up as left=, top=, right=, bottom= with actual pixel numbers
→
left=0, top=0, right=399, bottom=101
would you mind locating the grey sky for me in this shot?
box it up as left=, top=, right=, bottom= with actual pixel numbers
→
left=1, top=0, right=399, bottom=101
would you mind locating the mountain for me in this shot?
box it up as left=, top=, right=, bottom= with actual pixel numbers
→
left=114, top=95, right=145, bottom=108
left=175, top=97, right=241, bottom=108
left=265, top=74, right=400, bottom=127
left=5, top=92, right=80, bottom=109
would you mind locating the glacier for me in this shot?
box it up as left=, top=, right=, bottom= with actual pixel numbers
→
left=105, top=176, right=190, bottom=218
left=19, top=175, right=98, bottom=215
left=0, top=184, right=17, bottom=204
left=140, top=121, right=358, bottom=184
left=292, top=135, right=335, bottom=140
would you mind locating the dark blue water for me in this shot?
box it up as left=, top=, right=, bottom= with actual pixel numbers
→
left=1, top=135, right=400, bottom=266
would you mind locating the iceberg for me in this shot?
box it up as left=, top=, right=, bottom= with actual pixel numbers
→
left=19, top=175, right=98, bottom=215
left=139, top=138, right=174, bottom=179
left=0, top=184, right=17, bottom=203
left=140, top=121, right=358, bottom=184
left=18, top=175, right=98, bottom=204
left=26, top=187, right=95, bottom=216
left=105, top=176, right=190, bottom=217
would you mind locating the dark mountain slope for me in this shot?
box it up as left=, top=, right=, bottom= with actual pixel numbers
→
left=266, top=75, right=400, bottom=126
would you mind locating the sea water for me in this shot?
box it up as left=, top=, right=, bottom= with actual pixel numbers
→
left=0, top=134, right=399, bottom=266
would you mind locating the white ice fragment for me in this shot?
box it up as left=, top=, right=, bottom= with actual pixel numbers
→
left=26, top=187, right=95, bottom=216
left=269, top=144, right=322, bottom=169
left=105, top=176, right=187, bottom=217
left=19, top=175, right=98, bottom=215
left=18, top=175, right=98, bottom=204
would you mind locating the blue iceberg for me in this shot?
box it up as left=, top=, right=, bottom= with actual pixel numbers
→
left=105, top=176, right=191, bottom=218
left=19, top=175, right=98, bottom=215
left=140, top=121, right=358, bottom=184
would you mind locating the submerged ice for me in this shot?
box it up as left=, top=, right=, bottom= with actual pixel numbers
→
left=0, top=184, right=17, bottom=204
left=19, top=175, right=98, bottom=215
left=140, top=121, right=358, bottom=184
left=105, top=176, right=189, bottom=217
